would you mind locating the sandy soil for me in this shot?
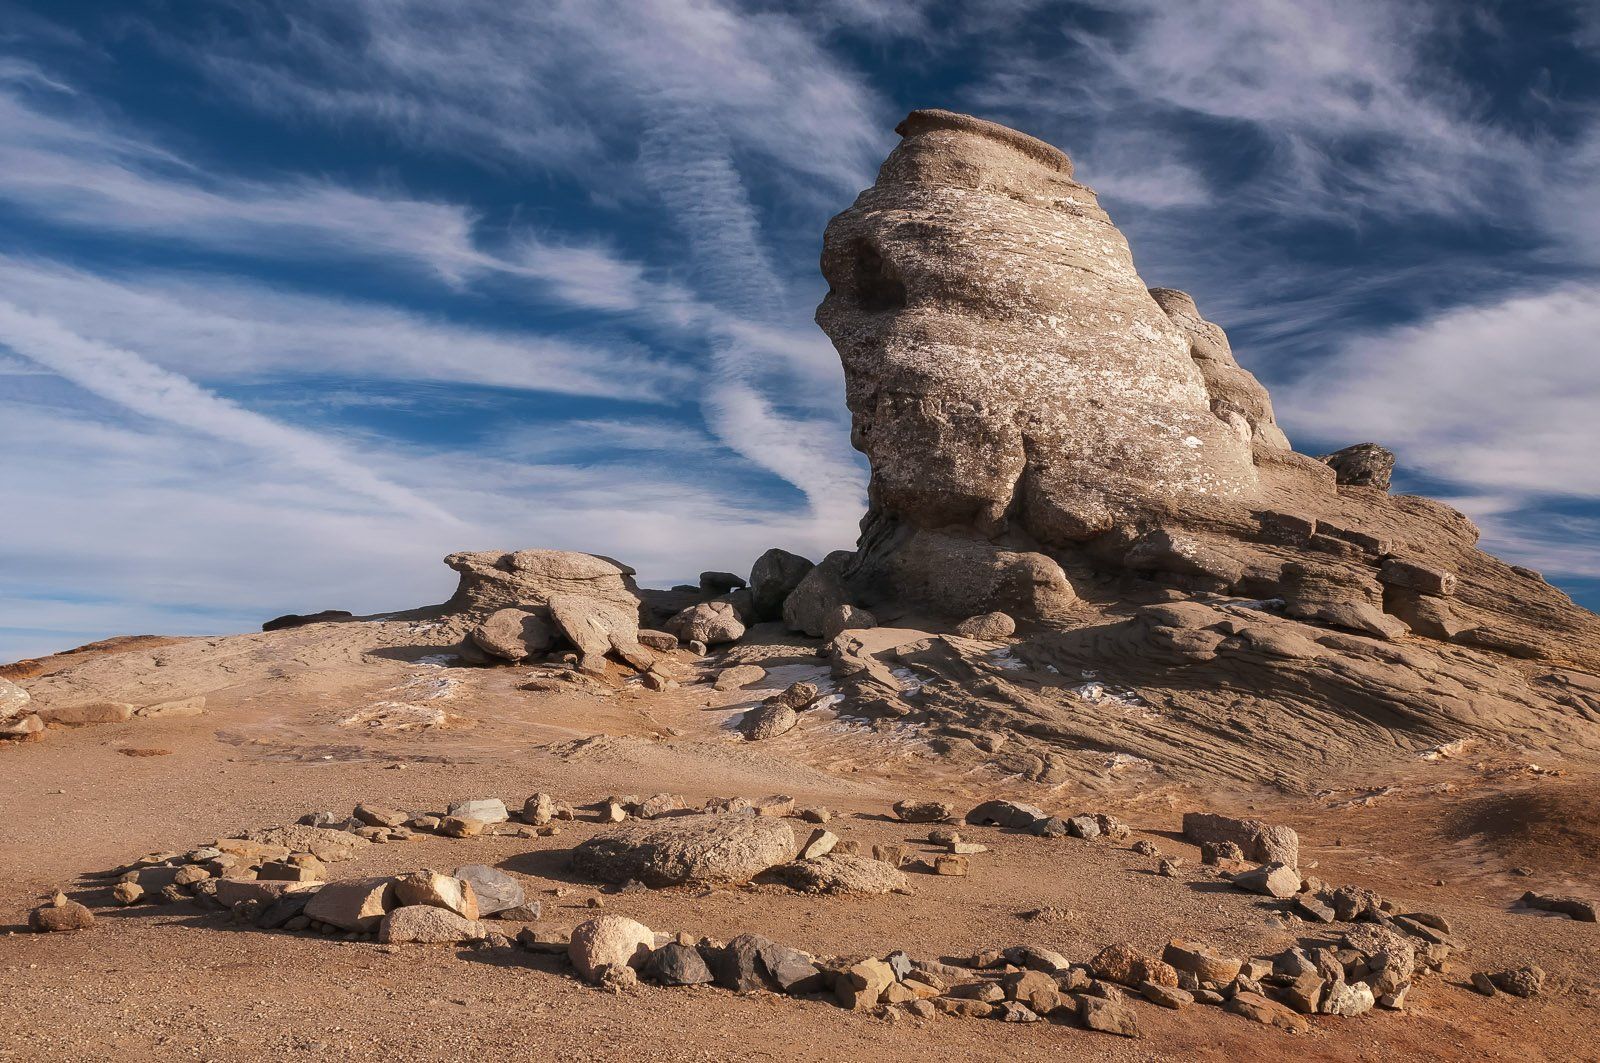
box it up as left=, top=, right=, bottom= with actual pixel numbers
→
left=2, top=619, right=1597, bottom=1061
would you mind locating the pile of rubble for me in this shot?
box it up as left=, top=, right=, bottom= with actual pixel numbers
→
left=24, top=787, right=1560, bottom=1039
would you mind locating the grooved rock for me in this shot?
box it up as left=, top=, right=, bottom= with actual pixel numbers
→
left=571, top=813, right=795, bottom=887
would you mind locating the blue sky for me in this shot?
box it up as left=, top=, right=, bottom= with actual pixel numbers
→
left=2, top=0, right=1599, bottom=662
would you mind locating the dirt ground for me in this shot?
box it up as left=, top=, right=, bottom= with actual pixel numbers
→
left=2, top=619, right=1597, bottom=1061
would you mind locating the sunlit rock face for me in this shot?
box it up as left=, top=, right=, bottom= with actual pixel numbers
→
left=817, top=108, right=1261, bottom=554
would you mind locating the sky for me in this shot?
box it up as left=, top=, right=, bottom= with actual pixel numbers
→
left=2, top=0, right=1599, bottom=662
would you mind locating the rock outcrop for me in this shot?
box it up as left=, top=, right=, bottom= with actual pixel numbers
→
left=810, top=109, right=1600, bottom=660
left=797, top=108, right=1600, bottom=783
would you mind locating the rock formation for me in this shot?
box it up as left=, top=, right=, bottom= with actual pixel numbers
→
left=815, top=109, right=1600, bottom=671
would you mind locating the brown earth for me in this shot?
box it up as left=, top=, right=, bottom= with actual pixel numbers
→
left=3, top=620, right=1598, bottom=1062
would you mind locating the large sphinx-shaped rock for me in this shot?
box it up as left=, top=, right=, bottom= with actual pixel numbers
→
left=817, top=109, right=1278, bottom=615
left=814, top=110, right=1600, bottom=684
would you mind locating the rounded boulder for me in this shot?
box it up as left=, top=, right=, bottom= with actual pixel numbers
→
left=571, top=813, right=795, bottom=887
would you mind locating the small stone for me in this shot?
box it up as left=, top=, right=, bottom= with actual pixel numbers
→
left=596, top=963, right=639, bottom=994
left=643, top=942, right=715, bottom=986
left=446, top=798, right=508, bottom=824
left=1002, top=970, right=1061, bottom=1014
left=713, top=664, right=767, bottom=691
left=798, top=807, right=832, bottom=823
left=837, top=957, right=895, bottom=1010
left=1321, top=980, right=1375, bottom=1017
left=1294, top=894, right=1336, bottom=923
left=302, top=876, right=396, bottom=932
left=934, top=997, right=994, bottom=1019
left=1225, top=991, right=1308, bottom=1033
left=1157, top=859, right=1180, bottom=877
left=1065, top=815, right=1101, bottom=840
left=933, top=855, right=968, bottom=876
left=112, top=881, right=144, bottom=906
left=999, top=1001, right=1039, bottom=1023
left=439, top=816, right=484, bottom=838
left=520, top=792, right=558, bottom=825
left=353, top=803, right=407, bottom=828
left=740, top=701, right=798, bottom=741
left=1077, top=995, right=1140, bottom=1038
left=452, top=865, right=525, bottom=917
left=1139, top=982, right=1192, bottom=1009
left=798, top=829, right=838, bottom=860
left=872, top=844, right=906, bottom=867
left=394, top=871, right=479, bottom=919
left=1232, top=862, right=1301, bottom=899
left=1201, top=840, right=1245, bottom=865
left=892, top=800, right=955, bottom=823
left=1487, top=965, right=1545, bottom=998
left=29, top=899, right=95, bottom=932
left=1131, top=839, right=1159, bottom=857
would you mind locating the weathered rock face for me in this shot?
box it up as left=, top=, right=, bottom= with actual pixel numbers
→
left=444, top=549, right=641, bottom=619
left=818, top=108, right=1263, bottom=614
left=815, top=110, right=1600, bottom=646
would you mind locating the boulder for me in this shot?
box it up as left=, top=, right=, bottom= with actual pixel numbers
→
left=379, top=905, right=486, bottom=945
left=29, top=898, right=94, bottom=933
left=1319, top=443, right=1395, bottom=490
left=1231, top=862, right=1301, bottom=899
left=781, top=551, right=853, bottom=637
left=443, top=549, right=641, bottom=619
left=446, top=798, right=508, bottom=824
left=571, top=813, right=795, bottom=887
left=713, top=665, right=766, bottom=692
left=955, top=612, right=1016, bottom=639
left=1181, top=812, right=1299, bottom=869
left=665, top=601, right=745, bottom=646
left=394, top=871, right=479, bottom=919
left=1089, top=943, right=1177, bottom=988
left=642, top=943, right=714, bottom=986
left=0, top=677, right=31, bottom=723
left=749, top=549, right=814, bottom=621
left=893, top=800, right=955, bottom=823
left=1521, top=891, right=1598, bottom=922
left=775, top=854, right=909, bottom=895
left=262, top=609, right=354, bottom=631
left=302, top=876, right=396, bottom=932
left=547, top=594, right=652, bottom=672
left=569, top=915, right=654, bottom=982
left=469, top=607, right=555, bottom=661
left=637, top=629, right=678, bottom=652
left=965, top=800, right=1047, bottom=830
left=36, top=702, right=134, bottom=726
left=740, top=702, right=797, bottom=741
left=1077, top=995, right=1140, bottom=1037
left=699, top=571, right=746, bottom=594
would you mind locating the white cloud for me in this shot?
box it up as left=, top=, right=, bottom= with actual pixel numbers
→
left=0, top=302, right=457, bottom=521
left=0, top=255, right=694, bottom=401
left=1274, top=284, right=1600, bottom=500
